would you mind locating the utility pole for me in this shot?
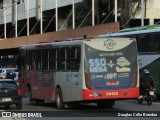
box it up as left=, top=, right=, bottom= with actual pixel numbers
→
left=40, top=0, right=43, bottom=34
left=56, top=0, right=58, bottom=31
left=141, top=0, right=144, bottom=26
left=27, top=0, right=30, bottom=36
left=72, top=0, right=75, bottom=29
left=92, top=0, right=95, bottom=26
left=14, top=0, right=18, bottom=37
left=3, top=4, right=7, bottom=39
left=115, top=0, right=117, bottom=22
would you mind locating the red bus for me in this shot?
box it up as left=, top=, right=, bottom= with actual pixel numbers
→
left=17, top=37, right=139, bottom=109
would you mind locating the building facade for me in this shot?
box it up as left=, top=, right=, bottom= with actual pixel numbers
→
left=145, top=0, right=160, bottom=25
left=133, top=0, right=160, bottom=26
left=0, top=0, right=82, bottom=38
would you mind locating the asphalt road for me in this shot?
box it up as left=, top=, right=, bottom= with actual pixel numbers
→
left=0, top=98, right=160, bottom=120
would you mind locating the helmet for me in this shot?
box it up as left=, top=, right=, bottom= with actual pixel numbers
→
left=144, top=69, right=149, bottom=74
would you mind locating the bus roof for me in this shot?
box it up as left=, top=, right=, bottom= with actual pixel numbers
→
left=120, top=24, right=160, bottom=32
left=99, top=25, right=160, bottom=37
left=21, top=37, right=135, bottom=50
left=20, top=39, right=85, bottom=49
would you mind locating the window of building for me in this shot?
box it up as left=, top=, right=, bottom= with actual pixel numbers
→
left=16, top=0, right=24, bottom=4
left=0, top=0, right=3, bottom=9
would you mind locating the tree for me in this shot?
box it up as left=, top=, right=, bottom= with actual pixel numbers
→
left=118, top=0, right=142, bottom=28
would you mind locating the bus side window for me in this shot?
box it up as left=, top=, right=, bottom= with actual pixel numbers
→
left=42, top=49, right=49, bottom=70
left=57, top=48, right=61, bottom=70
left=31, top=50, right=36, bottom=70
left=66, top=47, right=71, bottom=70
left=70, top=46, right=81, bottom=71
left=26, top=50, right=30, bottom=70
left=49, top=48, right=57, bottom=70
left=60, top=47, right=66, bottom=71
left=36, top=50, right=42, bottom=70
left=57, top=46, right=81, bottom=71
left=17, top=50, right=25, bottom=70
left=60, top=47, right=70, bottom=71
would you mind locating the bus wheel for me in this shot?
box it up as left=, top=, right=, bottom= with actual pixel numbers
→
left=56, top=88, right=65, bottom=109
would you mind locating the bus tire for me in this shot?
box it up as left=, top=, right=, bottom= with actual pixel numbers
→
left=56, top=88, right=65, bottom=109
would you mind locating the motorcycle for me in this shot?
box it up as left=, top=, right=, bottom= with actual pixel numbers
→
left=137, top=88, right=155, bottom=105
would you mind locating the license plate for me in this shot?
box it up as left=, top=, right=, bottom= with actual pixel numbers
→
left=2, top=98, right=11, bottom=102
left=150, top=91, right=154, bottom=96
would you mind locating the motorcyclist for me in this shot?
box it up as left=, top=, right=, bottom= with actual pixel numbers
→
left=139, top=69, right=154, bottom=98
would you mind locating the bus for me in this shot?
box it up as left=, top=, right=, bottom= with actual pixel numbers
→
left=100, top=24, right=160, bottom=100
left=17, top=37, right=139, bottom=109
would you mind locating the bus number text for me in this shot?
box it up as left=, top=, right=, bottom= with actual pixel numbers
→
left=106, top=92, right=118, bottom=96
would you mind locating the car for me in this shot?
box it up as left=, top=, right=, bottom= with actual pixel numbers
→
left=0, top=68, right=19, bottom=85
left=0, top=79, right=22, bottom=109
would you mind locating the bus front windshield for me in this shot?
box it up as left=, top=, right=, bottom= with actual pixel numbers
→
left=84, top=38, right=138, bottom=90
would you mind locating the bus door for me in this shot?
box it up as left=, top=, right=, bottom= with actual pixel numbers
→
left=58, top=46, right=82, bottom=101
left=68, top=46, right=81, bottom=101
